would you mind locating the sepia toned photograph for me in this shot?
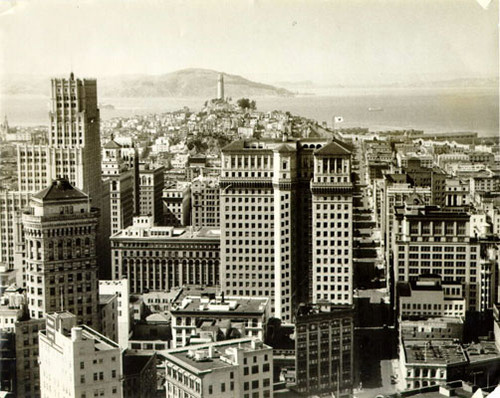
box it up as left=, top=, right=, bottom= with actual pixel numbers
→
left=0, top=0, right=498, bottom=397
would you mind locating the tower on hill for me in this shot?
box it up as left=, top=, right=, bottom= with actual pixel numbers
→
left=217, top=73, right=224, bottom=100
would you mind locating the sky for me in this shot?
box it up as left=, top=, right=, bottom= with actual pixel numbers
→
left=0, top=0, right=498, bottom=85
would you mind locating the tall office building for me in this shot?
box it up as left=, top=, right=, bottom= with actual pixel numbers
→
left=15, top=74, right=111, bottom=277
left=393, top=204, right=487, bottom=312
left=39, top=312, right=122, bottom=398
left=22, top=178, right=100, bottom=328
left=311, top=142, right=354, bottom=305
left=102, top=138, right=135, bottom=236
left=138, top=163, right=165, bottom=225
left=17, top=74, right=102, bottom=205
left=220, top=137, right=353, bottom=322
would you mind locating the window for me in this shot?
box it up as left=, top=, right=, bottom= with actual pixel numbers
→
left=209, top=385, right=213, bottom=394
left=221, top=383, right=225, bottom=392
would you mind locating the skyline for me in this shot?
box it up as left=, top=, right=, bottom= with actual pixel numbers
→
left=0, top=0, right=498, bottom=86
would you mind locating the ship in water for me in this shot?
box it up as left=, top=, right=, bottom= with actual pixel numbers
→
left=368, top=106, right=384, bottom=112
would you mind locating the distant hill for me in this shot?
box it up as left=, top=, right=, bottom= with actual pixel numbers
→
left=0, top=69, right=294, bottom=98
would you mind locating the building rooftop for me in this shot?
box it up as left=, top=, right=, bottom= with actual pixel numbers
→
left=32, top=178, right=88, bottom=202
left=172, top=295, right=268, bottom=315
left=166, top=338, right=270, bottom=374
left=403, top=339, right=466, bottom=365
left=111, top=224, right=220, bottom=241
left=103, top=139, right=122, bottom=149
left=462, top=340, right=499, bottom=363
left=314, top=139, right=352, bottom=156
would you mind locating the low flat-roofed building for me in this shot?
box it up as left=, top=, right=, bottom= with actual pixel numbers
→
left=165, top=338, right=273, bottom=398
left=170, top=295, right=269, bottom=348
left=398, top=380, right=497, bottom=398
left=39, top=312, right=123, bottom=398
left=400, top=339, right=467, bottom=390
left=111, top=216, right=220, bottom=293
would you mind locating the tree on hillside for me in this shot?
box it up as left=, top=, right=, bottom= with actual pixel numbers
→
left=237, top=98, right=256, bottom=110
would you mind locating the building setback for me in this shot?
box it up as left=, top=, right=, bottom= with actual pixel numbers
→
left=111, top=216, right=220, bottom=293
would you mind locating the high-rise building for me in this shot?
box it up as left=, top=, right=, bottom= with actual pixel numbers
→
left=217, top=73, right=224, bottom=100
left=138, top=163, right=165, bottom=225
left=14, top=74, right=111, bottom=277
left=111, top=216, right=220, bottom=293
left=392, top=204, right=488, bottom=312
left=294, top=304, right=354, bottom=397
left=22, top=178, right=100, bottom=328
left=39, top=312, right=122, bottom=398
left=220, top=137, right=353, bottom=322
left=102, top=138, right=136, bottom=236
left=17, top=74, right=102, bottom=205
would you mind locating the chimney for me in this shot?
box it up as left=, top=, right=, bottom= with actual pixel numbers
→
left=282, top=132, right=288, bottom=142
left=208, top=345, right=214, bottom=358
left=71, top=327, right=83, bottom=342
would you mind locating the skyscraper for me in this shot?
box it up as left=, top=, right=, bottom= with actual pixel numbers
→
left=22, top=178, right=100, bottom=328
left=15, top=74, right=111, bottom=277
left=17, top=73, right=102, bottom=206
left=220, top=137, right=354, bottom=322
